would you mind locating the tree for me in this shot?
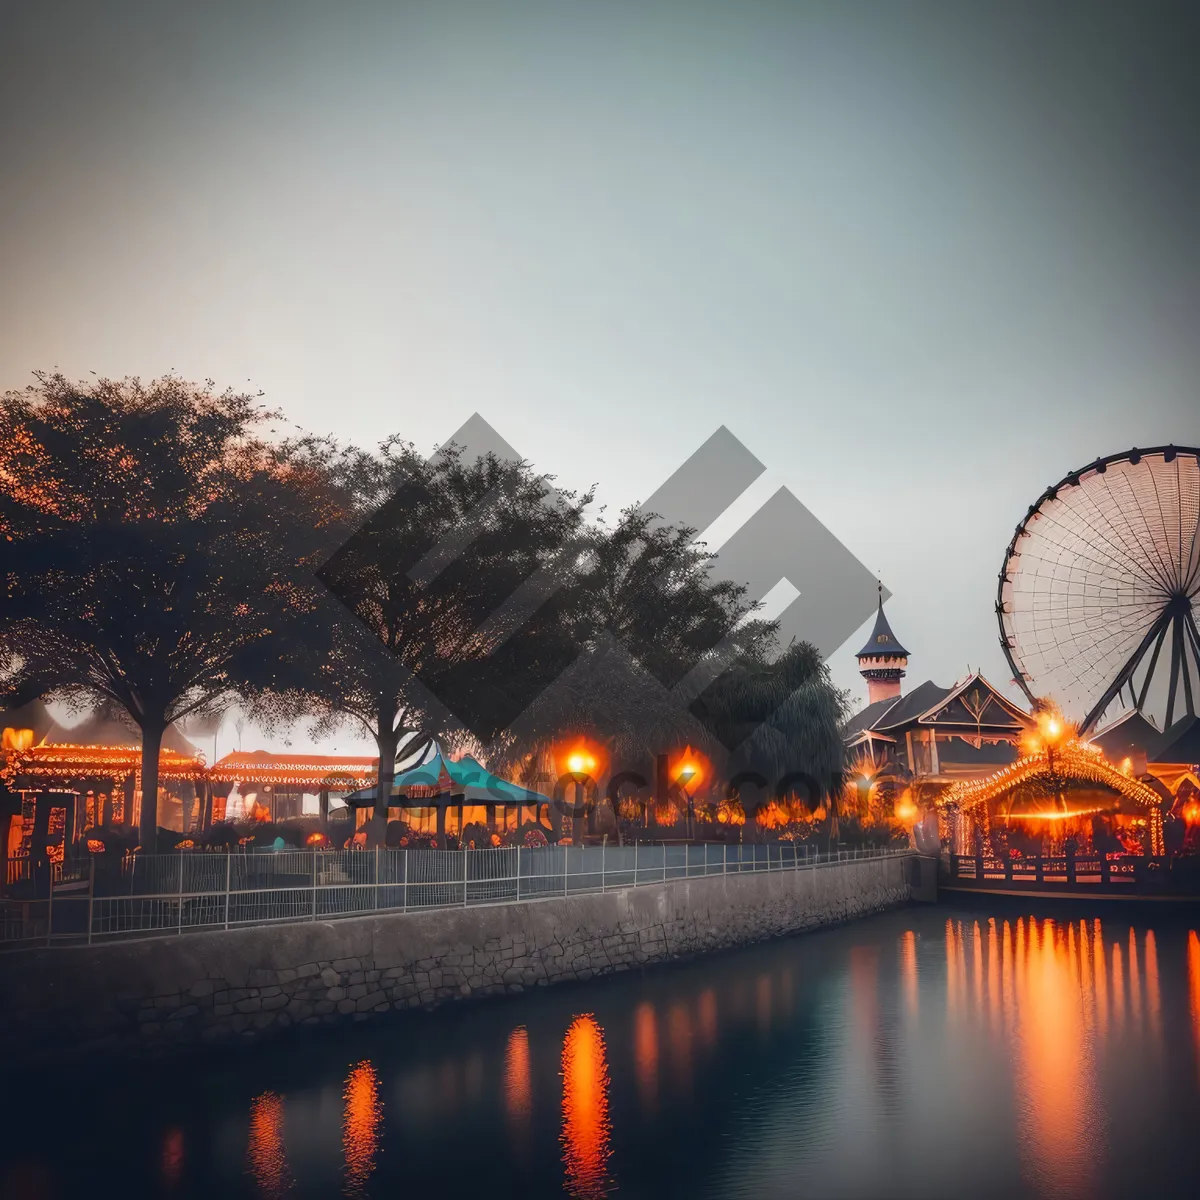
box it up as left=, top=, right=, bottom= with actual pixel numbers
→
left=262, top=436, right=594, bottom=836
left=0, top=373, right=334, bottom=848
left=692, top=642, right=850, bottom=838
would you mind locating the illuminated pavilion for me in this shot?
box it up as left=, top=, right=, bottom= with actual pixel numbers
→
left=937, top=716, right=1167, bottom=861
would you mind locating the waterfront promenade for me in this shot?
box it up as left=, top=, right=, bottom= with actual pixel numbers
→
left=0, top=848, right=931, bottom=1068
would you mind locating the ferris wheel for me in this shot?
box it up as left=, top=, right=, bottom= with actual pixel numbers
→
left=997, top=445, right=1200, bottom=735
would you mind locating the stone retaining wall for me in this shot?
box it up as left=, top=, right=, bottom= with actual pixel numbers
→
left=0, top=853, right=933, bottom=1068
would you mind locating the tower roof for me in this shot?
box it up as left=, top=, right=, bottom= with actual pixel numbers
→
left=856, top=589, right=909, bottom=659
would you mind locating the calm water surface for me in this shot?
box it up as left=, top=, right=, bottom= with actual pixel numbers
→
left=5, top=904, right=1200, bottom=1200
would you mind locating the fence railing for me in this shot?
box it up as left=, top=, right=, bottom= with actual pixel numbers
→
left=944, top=852, right=1200, bottom=893
left=0, top=843, right=912, bottom=950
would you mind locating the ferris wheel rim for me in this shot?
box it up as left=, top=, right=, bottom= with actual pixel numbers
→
left=995, top=443, right=1200, bottom=719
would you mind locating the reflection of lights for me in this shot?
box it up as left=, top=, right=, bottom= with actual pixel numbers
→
left=343, top=1061, right=382, bottom=1198
left=698, top=988, right=718, bottom=1046
left=1112, top=943, right=1126, bottom=1026
left=1129, top=931, right=1142, bottom=1024
left=633, top=1002, right=658, bottom=1113
left=1188, top=932, right=1200, bottom=1082
left=1094, top=922, right=1108, bottom=1038
left=505, top=1027, right=532, bottom=1148
left=561, top=1015, right=613, bottom=1200
left=247, top=1092, right=291, bottom=1199
left=1144, top=930, right=1162, bottom=1042
left=1015, top=918, right=1100, bottom=1196
left=900, top=931, right=918, bottom=1018
left=755, top=975, right=771, bottom=1033
left=162, top=1128, right=184, bottom=1189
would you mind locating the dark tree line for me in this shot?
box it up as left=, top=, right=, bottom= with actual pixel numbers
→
left=1, top=372, right=849, bottom=848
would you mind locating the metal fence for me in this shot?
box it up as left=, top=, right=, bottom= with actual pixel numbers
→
left=0, top=843, right=913, bottom=950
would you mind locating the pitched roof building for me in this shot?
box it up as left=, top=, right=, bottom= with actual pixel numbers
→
left=843, top=595, right=1032, bottom=785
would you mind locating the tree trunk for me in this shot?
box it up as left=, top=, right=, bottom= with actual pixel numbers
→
left=374, top=722, right=399, bottom=826
left=199, top=781, right=214, bottom=832
left=436, top=801, right=447, bottom=847
left=138, top=719, right=165, bottom=851
left=319, top=790, right=329, bottom=833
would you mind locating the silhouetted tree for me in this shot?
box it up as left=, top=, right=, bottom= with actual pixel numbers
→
left=259, top=436, right=594, bottom=834
left=0, top=373, right=334, bottom=848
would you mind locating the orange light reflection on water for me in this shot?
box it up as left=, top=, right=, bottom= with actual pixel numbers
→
left=247, top=1092, right=291, bottom=1199
left=698, top=988, right=718, bottom=1048
left=1015, top=917, right=1100, bottom=1198
left=633, top=1002, right=658, bottom=1114
left=900, top=930, right=918, bottom=1019
left=504, top=1026, right=532, bottom=1147
left=1189, top=931, right=1200, bottom=1081
left=342, top=1060, right=382, bottom=1198
left=561, top=1014, right=613, bottom=1199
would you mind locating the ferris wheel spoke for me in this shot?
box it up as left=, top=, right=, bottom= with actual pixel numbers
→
left=1031, top=508, right=1168, bottom=599
left=1120, top=465, right=1184, bottom=594
left=1135, top=617, right=1171, bottom=710
left=1072, top=480, right=1177, bottom=597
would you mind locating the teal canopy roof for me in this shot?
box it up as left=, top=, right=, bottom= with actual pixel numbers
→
left=343, top=747, right=552, bottom=808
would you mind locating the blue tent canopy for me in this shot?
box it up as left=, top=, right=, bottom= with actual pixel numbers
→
left=343, top=746, right=551, bottom=809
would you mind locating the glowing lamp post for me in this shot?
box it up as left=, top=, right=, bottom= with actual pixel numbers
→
left=558, top=741, right=603, bottom=843
left=678, top=762, right=698, bottom=838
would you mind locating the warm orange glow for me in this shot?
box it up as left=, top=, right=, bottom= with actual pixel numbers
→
left=669, top=745, right=709, bottom=790
left=1188, top=931, right=1200, bottom=1082
left=667, top=1003, right=693, bottom=1089
left=556, top=738, right=605, bottom=782
left=504, top=1026, right=532, bottom=1144
left=1184, top=798, right=1200, bottom=827
left=715, top=798, right=745, bottom=826
left=343, top=1060, right=382, bottom=1197
left=560, top=1014, right=612, bottom=1200
left=1144, top=930, right=1162, bottom=1043
left=893, top=791, right=918, bottom=825
left=900, top=931, right=919, bottom=1018
left=247, top=1092, right=291, bottom=1199
left=1015, top=918, right=1101, bottom=1195
left=305, top=831, right=328, bottom=846
left=633, top=1002, right=658, bottom=1113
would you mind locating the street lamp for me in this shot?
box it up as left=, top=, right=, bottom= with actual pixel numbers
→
left=676, top=761, right=698, bottom=838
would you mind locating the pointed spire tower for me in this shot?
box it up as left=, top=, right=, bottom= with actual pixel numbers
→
left=857, top=583, right=909, bottom=706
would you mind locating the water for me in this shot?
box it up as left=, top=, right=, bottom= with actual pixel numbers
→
left=5, top=903, right=1200, bottom=1200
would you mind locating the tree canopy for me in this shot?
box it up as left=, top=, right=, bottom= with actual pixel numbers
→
left=0, top=373, right=335, bottom=846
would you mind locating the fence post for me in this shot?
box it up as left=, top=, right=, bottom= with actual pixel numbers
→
left=374, top=846, right=380, bottom=911
left=87, top=854, right=95, bottom=945
left=601, top=839, right=606, bottom=892
left=224, top=852, right=231, bottom=930
left=311, top=849, right=317, bottom=922
left=177, top=854, right=184, bottom=936
left=516, top=845, right=521, bottom=902
left=563, top=845, right=569, bottom=898
left=404, top=848, right=409, bottom=913
left=634, top=840, right=638, bottom=887
left=463, top=847, right=469, bottom=908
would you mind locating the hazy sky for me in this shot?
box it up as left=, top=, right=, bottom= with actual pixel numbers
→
left=3, top=1, right=1199, bottom=751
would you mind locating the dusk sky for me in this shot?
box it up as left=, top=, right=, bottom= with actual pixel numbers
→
left=4, top=1, right=1199, bottom=752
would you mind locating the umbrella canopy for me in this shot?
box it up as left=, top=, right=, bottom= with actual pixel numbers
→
left=343, top=746, right=552, bottom=809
